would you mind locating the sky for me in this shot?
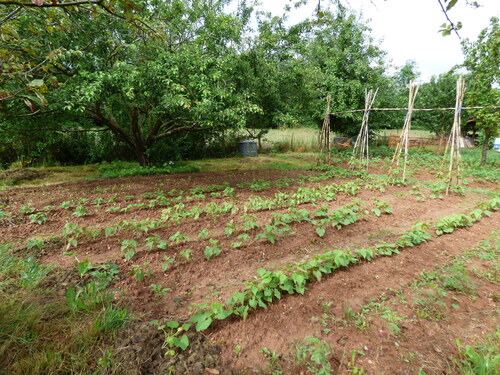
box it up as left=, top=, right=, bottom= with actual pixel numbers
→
left=253, top=0, right=500, bottom=82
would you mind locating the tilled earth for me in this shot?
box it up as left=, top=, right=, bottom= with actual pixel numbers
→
left=1, top=165, right=498, bottom=374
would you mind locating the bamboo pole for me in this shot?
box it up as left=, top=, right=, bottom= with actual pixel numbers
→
left=350, top=88, right=378, bottom=171
left=327, top=105, right=500, bottom=115
left=318, top=94, right=331, bottom=164
left=445, top=76, right=465, bottom=195
left=389, top=81, right=419, bottom=182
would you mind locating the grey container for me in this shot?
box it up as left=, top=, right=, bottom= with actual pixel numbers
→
left=238, top=140, right=258, bottom=156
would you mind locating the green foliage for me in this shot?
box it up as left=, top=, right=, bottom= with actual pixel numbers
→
left=151, top=320, right=191, bottom=355
left=28, top=212, right=47, bottom=225
left=261, top=347, right=283, bottom=375
left=73, top=205, right=89, bottom=218
left=204, top=239, right=221, bottom=260
left=433, top=198, right=499, bottom=235
left=435, top=214, right=475, bottom=235
left=120, top=239, right=137, bottom=261
left=454, top=331, right=500, bottom=375
left=95, top=161, right=201, bottom=178
left=182, top=222, right=434, bottom=333
left=150, top=284, right=171, bottom=298
left=93, top=305, right=129, bottom=333
left=294, top=336, right=333, bottom=375
left=19, top=204, right=36, bottom=215
left=414, top=73, right=457, bottom=135
left=462, top=17, right=500, bottom=166
left=372, top=199, right=392, bottom=217
left=130, top=262, right=153, bottom=282
left=66, top=281, right=112, bottom=312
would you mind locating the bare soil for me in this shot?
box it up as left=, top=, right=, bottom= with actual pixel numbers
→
left=1, top=166, right=498, bottom=375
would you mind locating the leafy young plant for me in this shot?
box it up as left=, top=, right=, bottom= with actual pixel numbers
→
left=60, top=200, right=74, bottom=209
left=372, top=199, right=392, bottom=217
left=145, top=235, right=168, bottom=250
left=26, top=237, right=45, bottom=251
left=161, top=256, right=175, bottom=272
left=120, top=239, right=138, bottom=261
left=434, top=213, right=475, bottom=235
left=204, top=239, right=221, bottom=260
left=73, top=205, right=89, bottom=217
left=225, top=220, right=237, bottom=236
left=294, top=336, right=333, bottom=375
left=130, top=262, right=153, bottom=282
left=19, top=204, right=36, bottom=215
left=77, top=259, right=94, bottom=277
left=198, top=228, right=210, bottom=240
left=180, top=248, right=192, bottom=260
left=169, top=231, right=188, bottom=244
left=150, top=283, right=171, bottom=297
left=231, top=234, right=250, bottom=248
left=29, top=212, right=47, bottom=224
left=150, top=320, right=191, bottom=354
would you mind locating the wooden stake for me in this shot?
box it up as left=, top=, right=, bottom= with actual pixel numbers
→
left=389, top=81, right=419, bottom=182
left=445, top=76, right=465, bottom=195
left=350, top=88, right=378, bottom=171
left=318, top=94, right=331, bottom=164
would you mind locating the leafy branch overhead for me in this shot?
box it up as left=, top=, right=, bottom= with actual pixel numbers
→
left=437, top=0, right=481, bottom=38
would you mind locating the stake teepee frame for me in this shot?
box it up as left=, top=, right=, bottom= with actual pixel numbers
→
left=318, top=94, right=331, bottom=164
left=349, top=88, right=378, bottom=171
left=389, top=81, right=419, bottom=182
left=444, top=76, right=466, bottom=195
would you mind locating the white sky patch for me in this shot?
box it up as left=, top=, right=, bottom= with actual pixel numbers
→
left=248, top=0, right=500, bottom=81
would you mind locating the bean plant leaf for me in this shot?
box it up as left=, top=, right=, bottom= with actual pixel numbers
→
left=190, top=312, right=213, bottom=332
left=316, top=227, right=326, bottom=237
left=173, top=334, right=189, bottom=350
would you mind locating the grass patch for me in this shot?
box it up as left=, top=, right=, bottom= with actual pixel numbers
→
left=461, top=148, right=500, bottom=167
left=452, top=329, right=500, bottom=375
left=260, top=128, right=319, bottom=153
left=0, top=243, right=127, bottom=374
left=186, top=154, right=315, bottom=172
left=0, top=165, right=97, bottom=188
left=377, top=129, right=434, bottom=137
left=93, top=161, right=200, bottom=179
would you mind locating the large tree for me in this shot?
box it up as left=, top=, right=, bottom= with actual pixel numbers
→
left=461, top=16, right=499, bottom=166
left=414, top=73, right=457, bottom=137
left=1, top=0, right=260, bottom=165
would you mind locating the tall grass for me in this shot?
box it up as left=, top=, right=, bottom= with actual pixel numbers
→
left=0, top=243, right=127, bottom=374
left=253, top=128, right=320, bottom=152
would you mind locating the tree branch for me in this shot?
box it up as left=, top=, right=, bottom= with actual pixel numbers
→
left=152, top=125, right=201, bottom=142
left=88, top=102, right=135, bottom=147
left=14, top=127, right=109, bottom=133
left=0, top=5, right=22, bottom=25
left=437, top=0, right=461, bottom=39
left=0, top=0, right=103, bottom=7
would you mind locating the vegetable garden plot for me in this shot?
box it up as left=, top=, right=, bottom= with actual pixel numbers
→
left=0, top=159, right=498, bottom=375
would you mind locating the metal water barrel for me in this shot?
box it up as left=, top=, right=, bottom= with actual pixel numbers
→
left=238, top=140, right=258, bottom=156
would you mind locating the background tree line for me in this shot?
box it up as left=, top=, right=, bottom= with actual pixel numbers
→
left=0, top=0, right=498, bottom=167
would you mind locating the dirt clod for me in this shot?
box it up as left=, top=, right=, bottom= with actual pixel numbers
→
left=113, top=321, right=232, bottom=375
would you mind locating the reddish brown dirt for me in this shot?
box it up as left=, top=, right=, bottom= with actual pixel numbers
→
left=1, top=167, right=498, bottom=374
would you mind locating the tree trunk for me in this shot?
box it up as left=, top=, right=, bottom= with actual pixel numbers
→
left=481, top=130, right=491, bottom=166
left=130, top=106, right=150, bottom=166
left=134, top=144, right=149, bottom=166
